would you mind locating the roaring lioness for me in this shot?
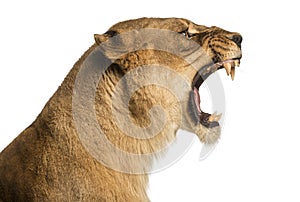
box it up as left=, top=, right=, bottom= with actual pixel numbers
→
left=0, top=18, right=242, bottom=201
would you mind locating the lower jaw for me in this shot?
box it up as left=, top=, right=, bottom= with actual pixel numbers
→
left=199, top=111, right=220, bottom=128
left=196, top=123, right=221, bottom=144
left=190, top=87, right=220, bottom=129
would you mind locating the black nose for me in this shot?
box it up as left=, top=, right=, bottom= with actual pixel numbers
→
left=232, top=35, right=242, bottom=48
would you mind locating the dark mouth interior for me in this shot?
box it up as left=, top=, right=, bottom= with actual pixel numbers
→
left=191, top=58, right=241, bottom=128
left=192, top=87, right=220, bottom=128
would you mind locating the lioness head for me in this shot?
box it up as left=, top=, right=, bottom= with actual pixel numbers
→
left=76, top=18, right=242, bottom=164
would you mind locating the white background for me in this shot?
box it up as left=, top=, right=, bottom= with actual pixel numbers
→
left=1, top=1, right=299, bottom=201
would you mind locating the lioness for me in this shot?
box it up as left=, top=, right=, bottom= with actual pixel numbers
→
left=0, top=18, right=242, bottom=201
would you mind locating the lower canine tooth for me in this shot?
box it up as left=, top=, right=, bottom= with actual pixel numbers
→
left=224, top=63, right=231, bottom=76
left=230, top=67, right=235, bottom=81
left=209, top=112, right=222, bottom=122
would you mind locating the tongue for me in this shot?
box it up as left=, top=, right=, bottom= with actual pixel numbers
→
left=193, top=87, right=201, bottom=113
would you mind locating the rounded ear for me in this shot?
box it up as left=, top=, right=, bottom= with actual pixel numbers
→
left=94, top=30, right=118, bottom=45
left=94, top=34, right=109, bottom=45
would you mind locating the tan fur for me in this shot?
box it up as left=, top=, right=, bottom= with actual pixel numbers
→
left=0, top=18, right=242, bottom=201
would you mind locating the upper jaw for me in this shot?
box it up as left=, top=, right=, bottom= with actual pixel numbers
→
left=192, top=54, right=242, bottom=89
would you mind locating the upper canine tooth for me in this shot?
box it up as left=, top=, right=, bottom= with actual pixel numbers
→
left=234, top=60, right=240, bottom=67
left=224, top=63, right=231, bottom=76
left=230, top=67, right=235, bottom=81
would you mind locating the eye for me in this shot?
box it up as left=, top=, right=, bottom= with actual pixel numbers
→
left=179, top=30, right=196, bottom=39
left=179, top=30, right=187, bottom=37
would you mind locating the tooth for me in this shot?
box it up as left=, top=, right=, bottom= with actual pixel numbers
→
left=208, top=112, right=216, bottom=122
left=231, top=61, right=236, bottom=68
left=234, top=60, right=240, bottom=67
left=223, top=63, right=231, bottom=76
left=230, top=67, right=235, bottom=81
left=209, top=112, right=222, bottom=122
left=206, top=66, right=211, bottom=74
left=215, top=113, right=222, bottom=122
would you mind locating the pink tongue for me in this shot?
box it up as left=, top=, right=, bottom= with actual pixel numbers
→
left=193, top=87, right=201, bottom=113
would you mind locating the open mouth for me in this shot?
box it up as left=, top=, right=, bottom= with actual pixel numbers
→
left=191, top=58, right=241, bottom=128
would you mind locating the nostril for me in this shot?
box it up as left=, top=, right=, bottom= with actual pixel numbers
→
left=232, top=35, right=242, bottom=47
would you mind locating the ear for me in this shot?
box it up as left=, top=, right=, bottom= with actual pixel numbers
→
left=94, top=30, right=118, bottom=45
left=94, top=34, right=109, bottom=45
